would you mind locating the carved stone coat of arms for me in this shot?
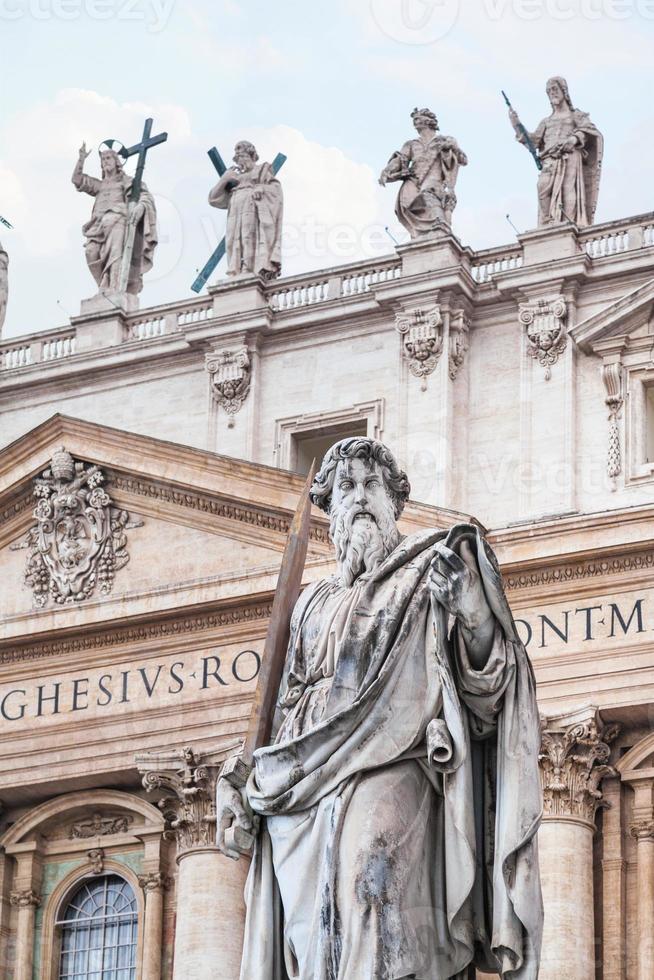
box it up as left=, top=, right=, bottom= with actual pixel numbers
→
left=16, top=448, right=138, bottom=607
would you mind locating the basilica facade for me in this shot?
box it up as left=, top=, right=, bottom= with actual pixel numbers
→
left=1, top=209, right=654, bottom=979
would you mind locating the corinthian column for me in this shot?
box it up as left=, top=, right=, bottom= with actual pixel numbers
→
left=539, top=707, right=618, bottom=980
left=628, top=773, right=654, bottom=980
left=139, top=748, right=249, bottom=980
left=9, top=889, right=41, bottom=980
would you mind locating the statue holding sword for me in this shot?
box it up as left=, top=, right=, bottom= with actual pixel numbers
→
left=217, top=437, right=543, bottom=979
left=505, top=77, right=603, bottom=228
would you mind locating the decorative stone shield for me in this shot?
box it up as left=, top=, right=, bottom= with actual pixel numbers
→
left=19, top=448, right=136, bottom=607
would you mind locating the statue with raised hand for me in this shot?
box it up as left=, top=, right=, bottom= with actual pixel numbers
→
left=72, top=139, right=158, bottom=296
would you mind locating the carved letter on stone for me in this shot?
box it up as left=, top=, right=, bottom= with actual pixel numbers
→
left=205, top=347, right=251, bottom=427
left=601, top=362, right=623, bottom=486
left=14, top=448, right=139, bottom=607
left=395, top=306, right=443, bottom=390
left=519, top=297, right=567, bottom=380
left=448, top=310, right=469, bottom=380
left=540, top=711, right=619, bottom=825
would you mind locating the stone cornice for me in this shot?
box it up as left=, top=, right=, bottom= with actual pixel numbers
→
left=0, top=597, right=273, bottom=666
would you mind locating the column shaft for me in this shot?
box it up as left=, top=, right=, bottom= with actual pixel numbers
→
left=14, top=902, right=37, bottom=980
left=635, top=836, right=654, bottom=980
left=539, top=818, right=596, bottom=980
left=173, top=847, right=249, bottom=980
left=141, top=880, right=165, bottom=980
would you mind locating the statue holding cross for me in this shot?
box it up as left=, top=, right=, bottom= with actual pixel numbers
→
left=72, top=118, right=167, bottom=300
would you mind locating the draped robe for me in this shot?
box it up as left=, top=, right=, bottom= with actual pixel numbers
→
left=241, top=524, right=542, bottom=980
left=209, top=162, right=283, bottom=280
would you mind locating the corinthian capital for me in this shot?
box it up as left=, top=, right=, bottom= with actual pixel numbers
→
left=539, top=707, right=619, bottom=826
left=10, top=889, right=41, bottom=908
left=138, top=746, right=222, bottom=853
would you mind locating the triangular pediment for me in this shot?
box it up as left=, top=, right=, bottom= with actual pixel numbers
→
left=571, top=277, right=654, bottom=352
left=0, top=414, right=334, bottom=641
left=0, top=414, right=481, bottom=651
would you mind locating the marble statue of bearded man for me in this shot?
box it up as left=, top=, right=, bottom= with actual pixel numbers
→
left=217, top=438, right=543, bottom=980
left=209, top=140, right=283, bottom=280
left=509, top=76, right=603, bottom=227
left=72, top=143, right=158, bottom=296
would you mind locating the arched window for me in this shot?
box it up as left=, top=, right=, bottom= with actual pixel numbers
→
left=57, top=874, right=138, bottom=980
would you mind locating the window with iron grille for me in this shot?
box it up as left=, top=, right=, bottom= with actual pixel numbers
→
left=57, top=874, right=138, bottom=980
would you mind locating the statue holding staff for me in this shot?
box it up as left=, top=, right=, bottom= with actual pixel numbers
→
left=507, top=77, right=603, bottom=227
left=379, top=107, right=468, bottom=237
left=72, top=141, right=158, bottom=297
left=217, top=437, right=543, bottom=979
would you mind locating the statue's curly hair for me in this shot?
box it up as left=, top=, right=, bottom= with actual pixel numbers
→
left=234, top=140, right=259, bottom=162
left=309, top=438, right=411, bottom=518
left=411, top=107, right=439, bottom=130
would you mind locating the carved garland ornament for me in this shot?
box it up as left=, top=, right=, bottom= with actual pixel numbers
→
left=601, top=362, right=623, bottom=485
left=539, top=715, right=619, bottom=824
left=395, top=306, right=443, bottom=390
left=14, top=448, right=140, bottom=607
left=70, top=812, right=132, bottom=839
left=519, top=296, right=567, bottom=380
left=448, top=310, right=470, bottom=380
left=205, top=347, right=251, bottom=426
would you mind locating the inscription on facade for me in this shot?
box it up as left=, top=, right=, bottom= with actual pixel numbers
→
left=0, top=645, right=261, bottom=725
left=514, top=589, right=652, bottom=653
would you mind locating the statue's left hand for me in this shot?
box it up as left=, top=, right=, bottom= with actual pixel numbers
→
left=129, top=202, right=145, bottom=225
left=429, top=540, right=492, bottom=633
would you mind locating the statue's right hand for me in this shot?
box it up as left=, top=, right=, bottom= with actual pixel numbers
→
left=508, top=108, right=519, bottom=126
left=78, top=142, right=91, bottom=161
left=378, top=173, right=387, bottom=187
left=216, top=776, right=257, bottom=860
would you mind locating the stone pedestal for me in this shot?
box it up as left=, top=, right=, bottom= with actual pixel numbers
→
left=538, top=707, right=618, bottom=980
left=140, top=747, right=249, bottom=980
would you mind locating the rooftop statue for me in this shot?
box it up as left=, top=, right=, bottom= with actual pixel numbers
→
left=508, top=76, right=603, bottom=227
left=208, top=140, right=283, bottom=280
left=379, top=107, right=468, bottom=237
left=0, top=241, right=7, bottom=334
left=217, top=437, right=543, bottom=979
left=72, top=140, right=158, bottom=297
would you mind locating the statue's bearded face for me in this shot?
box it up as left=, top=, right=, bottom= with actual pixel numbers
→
left=547, top=81, right=564, bottom=107
left=329, top=458, right=400, bottom=588
left=100, top=151, right=119, bottom=177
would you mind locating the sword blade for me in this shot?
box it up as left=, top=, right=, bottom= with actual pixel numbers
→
left=241, top=461, right=317, bottom=765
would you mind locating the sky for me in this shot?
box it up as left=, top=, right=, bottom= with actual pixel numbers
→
left=1, top=0, right=653, bottom=338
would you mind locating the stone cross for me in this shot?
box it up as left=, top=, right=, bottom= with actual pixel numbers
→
left=191, top=146, right=287, bottom=294
left=117, top=117, right=168, bottom=292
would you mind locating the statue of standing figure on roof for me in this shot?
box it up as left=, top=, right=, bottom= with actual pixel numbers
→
left=72, top=142, right=158, bottom=297
left=379, top=107, right=468, bottom=237
left=508, top=76, right=603, bottom=227
left=209, top=140, right=284, bottom=280
left=0, top=241, right=8, bottom=335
